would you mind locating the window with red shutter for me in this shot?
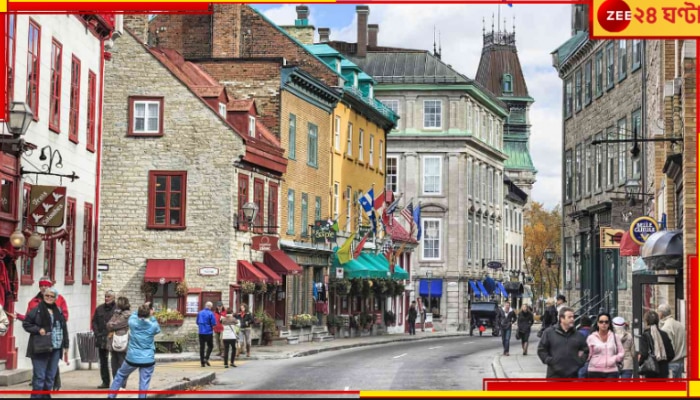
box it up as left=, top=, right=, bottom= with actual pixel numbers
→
left=26, top=20, right=41, bottom=120
left=49, top=39, right=62, bottom=132
left=82, top=202, right=93, bottom=284
left=253, top=178, right=264, bottom=233
left=64, top=198, right=76, bottom=284
left=237, top=174, right=249, bottom=231
left=267, top=182, right=278, bottom=234
left=86, top=71, right=96, bottom=151
left=68, top=57, right=81, bottom=143
left=147, top=171, right=187, bottom=229
left=6, top=14, right=16, bottom=110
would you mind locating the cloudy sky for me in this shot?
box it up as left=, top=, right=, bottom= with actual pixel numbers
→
left=254, top=4, right=571, bottom=211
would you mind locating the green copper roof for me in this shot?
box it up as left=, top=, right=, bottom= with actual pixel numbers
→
left=305, top=44, right=340, bottom=57
left=552, top=31, right=588, bottom=66
left=503, top=140, right=537, bottom=172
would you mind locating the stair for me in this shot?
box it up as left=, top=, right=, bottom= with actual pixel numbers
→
left=0, top=368, right=33, bottom=386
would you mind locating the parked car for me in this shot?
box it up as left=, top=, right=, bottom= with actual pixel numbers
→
left=469, top=301, right=500, bottom=337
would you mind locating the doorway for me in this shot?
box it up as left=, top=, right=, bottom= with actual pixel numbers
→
left=631, top=271, right=683, bottom=337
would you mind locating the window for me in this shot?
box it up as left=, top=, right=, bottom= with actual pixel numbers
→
left=64, top=198, right=76, bottom=284
left=467, top=103, right=473, bottom=133
left=631, top=108, right=642, bottom=177
left=248, top=116, right=256, bottom=137
left=606, top=42, right=615, bottom=89
left=218, top=103, right=226, bottom=117
left=423, top=100, right=442, bottom=129
left=308, top=123, right=318, bottom=167
left=575, top=144, right=582, bottom=199
left=253, top=178, right=264, bottom=233
left=585, top=141, right=592, bottom=195
left=386, top=156, right=398, bottom=192
left=148, top=171, right=187, bottom=229
left=236, top=173, right=249, bottom=230
left=68, top=57, right=81, bottom=143
left=595, top=50, right=603, bottom=97
left=151, top=283, right=181, bottom=312
left=345, top=186, right=352, bottom=233
left=358, top=129, right=364, bottom=161
left=595, top=132, right=603, bottom=191
left=632, top=39, right=642, bottom=71
left=301, top=193, right=308, bottom=236
left=81, top=202, right=93, bottom=284
left=86, top=71, right=96, bottom=152
left=617, top=117, right=627, bottom=184
left=6, top=14, right=16, bottom=107
left=618, top=40, right=627, bottom=81
left=49, top=39, right=62, bottom=131
left=334, top=116, right=341, bottom=150
left=422, top=218, right=441, bottom=260
left=379, top=141, right=384, bottom=171
left=346, top=122, right=353, bottom=157
left=607, top=126, right=616, bottom=187
left=128, top=96, right=164, bottom=136
left=287, top=189, right=295, bottom=234
left=268, top=182, right=278, bottom=234
left=383, top=100, right=399, bottom=127
left=502, top=74, right=513, bottom=93
left=26, top=20, right=41, bottom=119
left=288, top=114, right=296, bottom=159
left=422, top=156, right=442, bottom=195
left=481, top=165, right=486, bottom=202
left=333, top=182, right=339, bottom=220
left=584, top=60, right=592, bottom=105
left=315, top=196, right=321, bottom=224
left=574, top=69, right=582, bottom=112
left=564, top=78, right=573, bottom=118
left=564, top=237, right=573, bottom=289
left=369, top=135, right=374, bottom=167
left=474, top=108, right=480, bottom=137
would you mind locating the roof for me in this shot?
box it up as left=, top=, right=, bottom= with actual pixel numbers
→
left=305, top=44, right=340, bottom=57
left=551, top=31, right=589, bottom=67
left=348, top=51, right=470, bottom=84
left=228, top=99, right=255, bottom=112
left=475, top=32, right=530, bottom=98
left=149, top=47, right=227, bottom=101
left=384, top=216, right=417, bottom=244
left=503, top=140, right=537, bottom=172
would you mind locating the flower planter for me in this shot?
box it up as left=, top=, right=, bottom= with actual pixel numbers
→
left=160, top=319, right=184, bottom=327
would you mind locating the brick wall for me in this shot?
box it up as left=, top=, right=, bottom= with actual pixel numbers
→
left=148, top=14, right=213, bottom=58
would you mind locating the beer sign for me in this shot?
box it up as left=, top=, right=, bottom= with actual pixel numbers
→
left=29, top=186, right=66, bottom=227
left=629, top=216, right=659, bottom=246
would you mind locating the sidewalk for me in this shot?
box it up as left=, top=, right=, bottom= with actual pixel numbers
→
left=492, top=352, right=547, bottom=379
left=2, top=329, right=468, bottom=398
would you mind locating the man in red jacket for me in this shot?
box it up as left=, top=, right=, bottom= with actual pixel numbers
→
left=16, top=276, right=69, bottom=390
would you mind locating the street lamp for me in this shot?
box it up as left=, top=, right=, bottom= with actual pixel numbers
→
left=544, top=248, right=555, bottom=299
left=426, top=270, right=433, bottom=318
left=7, top=101, right=34, bottom=136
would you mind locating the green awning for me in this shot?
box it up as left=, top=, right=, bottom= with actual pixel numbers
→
left=357, top=253, right=391, bottom=278
left=357, top=253, right=409, bottom=280
left=376, top=254, right=410, bottom=280
left=332, top=254, right=384, bottom=279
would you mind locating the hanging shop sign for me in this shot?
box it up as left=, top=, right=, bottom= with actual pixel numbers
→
left=251, top=235, right=279, bottom=252
left=29, top=186, right=67, bottom=227
left=629, top=216, right=659, bottom=246
left=600, top=227, right=625, bottom=249
left=487, top=261, right=503, bottom=269
left=311, top=220, right=336, bottom=244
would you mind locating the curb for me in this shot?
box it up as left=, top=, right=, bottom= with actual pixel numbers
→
left=148, top=372, right=216, bottom=398
left=491, top=354, right=506, bottom=379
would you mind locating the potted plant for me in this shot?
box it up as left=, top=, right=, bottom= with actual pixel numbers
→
left=384, top=310, right=396, bottom=326
left=241, top=281, right=255, bottom=295
left=326, top=314, right=343, bottom=335
left=262, top=314, right=277, bottom=345
left=175, top=281, right=188, bottom=297
left=291, top=314, right=317, bottom=328
left=154, top=309, right=184, bottom=326
left=140, top=282, right=158, bottom=296
left=359, top=311, right=373, bottom=330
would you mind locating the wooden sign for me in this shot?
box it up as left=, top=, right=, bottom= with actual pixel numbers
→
left=29, top=186, right=67, bottom=227
left=600, top=227, right=625, bottom=249
left=251, top=235, right=279, bottom=252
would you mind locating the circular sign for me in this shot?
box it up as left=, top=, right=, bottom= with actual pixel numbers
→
left=487, top=261, right=503, bottom=269
left=629, top=216, right=659, bottom=246
left=597, top=0, right=632, bottom=33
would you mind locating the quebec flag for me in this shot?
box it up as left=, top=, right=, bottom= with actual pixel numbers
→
left=359, top=189, right=377, bottom=234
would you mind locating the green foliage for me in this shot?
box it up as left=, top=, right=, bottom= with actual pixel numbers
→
left=326, top=314, right=344, bottom=328
left=291, top=314, right=318, bottom=327
left=384, top=310, right=396, bottom=325
left=241, top=281, right=256, bottom=294
left=153, top=309, right=184, bottom=324
left=329, top=278, right=352, bottom=295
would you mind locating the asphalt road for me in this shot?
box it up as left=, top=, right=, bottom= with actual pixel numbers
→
left=181, top=334, right=509, bottom=396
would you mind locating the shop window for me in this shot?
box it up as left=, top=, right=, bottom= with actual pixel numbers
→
left=149, top=282, right=182, bottom=313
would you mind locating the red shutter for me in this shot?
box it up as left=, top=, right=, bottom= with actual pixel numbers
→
left=26, top=20, right=41, bottom=120
left=68, top=56, right=81, bottom=143
left=268, top=182, right=278, bottom=234
left=86, top=71, right=96, bottom=151
left=237, top=174, right=249, bottom=231
left=64, top=197, right=76, bottom=284
left=254, top=178, right=264, bottom=233
left=82, top=202, right=93, bottom=284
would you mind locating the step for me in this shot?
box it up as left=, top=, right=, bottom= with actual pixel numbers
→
left=286, top=336, right=300, bottom=345
left=0, top=368, right=33, bottom=386
left=0, top=360, right=5, bottom=372
left=312, top=335, right=335, bottom=343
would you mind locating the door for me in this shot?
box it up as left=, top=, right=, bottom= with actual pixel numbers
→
left=631, top=272, right=683, bottom=337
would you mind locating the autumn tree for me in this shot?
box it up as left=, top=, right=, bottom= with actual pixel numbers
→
left=523, top=202, right=562, bottom=308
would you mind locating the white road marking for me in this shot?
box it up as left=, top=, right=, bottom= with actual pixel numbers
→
left=344, top=386, right=350, bottom=391
left=393, top=353, right=408, bottom=359
left=428, top=346, right=443, bottom=349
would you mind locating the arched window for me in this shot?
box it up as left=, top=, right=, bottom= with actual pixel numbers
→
left=502, top=74, right=513, bottom=93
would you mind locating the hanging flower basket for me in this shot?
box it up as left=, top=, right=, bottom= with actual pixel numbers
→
left=175, top=281, right=188, bottom=296
left=140, top=282, right=158, bottom=296
left=255, top=282, right=268, bottom=294
left=241, top=281, right=255, bottom=295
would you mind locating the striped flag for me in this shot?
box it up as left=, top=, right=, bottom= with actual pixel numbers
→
left=401, top=199, right=414, bottom=225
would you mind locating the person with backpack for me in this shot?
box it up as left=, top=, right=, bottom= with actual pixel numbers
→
left=107, top=297, right=132, bottom=389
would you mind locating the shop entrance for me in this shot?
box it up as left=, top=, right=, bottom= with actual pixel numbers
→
left=631, top=271, right=683, bottom=337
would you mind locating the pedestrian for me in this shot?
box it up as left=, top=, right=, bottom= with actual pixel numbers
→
left=555, top=294, right=567, bottom=314
left=220, top=309, right=239, bottom=368
left=235, top=304, right=255, bottom=358
left=657, top=303, right=686, bottom=378
left=539, top=298, right=557, bottom=338
left=108, top=302, right=161, bottom=398
left=638, top=310, right=675, bottom=378
left=417, top=298, right=426, bottom=332
left=22, top=287, right=69, bottom=398
left=16, top=276, right=69, bottom=391
left=92, top=290, right=117, bottom=389
left=497, top=301, right=517, bottom=356
left=213, top=302, right=226, bottom=357
left=537, top=306, right=588, bottom=378
left=586, top=312, right=624, bottom=378
left=612, top=316, right=635, bottom=378
left=577, top=315, right=593, bottom=378
left=406, top=301, right=418, bottom=335
left=196, top=301, right=216, bottom=367
left=516, top=304, right=534, bottom=355
left=106, top=296, right=131, bottom=388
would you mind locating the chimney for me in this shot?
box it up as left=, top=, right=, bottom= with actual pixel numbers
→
left=356, top=5, right=369, bottom=57
left=296, top=5, right=309, bottom=22
left=318, top=28, right=331, bottom=43
left=368, top=24, right=378, bottom=48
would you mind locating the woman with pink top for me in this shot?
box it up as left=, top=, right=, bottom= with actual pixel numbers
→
left=586, top=312, right=624, bottom=378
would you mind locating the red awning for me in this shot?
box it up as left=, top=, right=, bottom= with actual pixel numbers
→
left=237, top=260, right=267, bottom=283
left=620, top=231, right=640, bottom=257
left=144, top=259, right=185, bottom=283
left=264, top=250, right=303, bottom=275
left=252, top=262, right=282, bottom=285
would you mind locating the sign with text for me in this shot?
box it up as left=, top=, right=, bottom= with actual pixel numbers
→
left=600, top=227, right=625, bottom=249
left=357, top=224, right=372, bottom=239
left=592, top=0, right=700, bottom=38
left=29, top=186, right=67, bottom=227
left=198, top=267, right=219, bottom=276
left=311, top=220, right=336, bottom=244
left=251, top=235, right=279, bottom=252
left=629, top=216, right=659, bottom=245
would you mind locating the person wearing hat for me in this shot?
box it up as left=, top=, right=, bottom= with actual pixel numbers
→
left=213, top=301, right=226, bottom=357
left=612, top=316, right=635, bottom=378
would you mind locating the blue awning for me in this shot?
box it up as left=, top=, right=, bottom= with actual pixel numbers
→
left=497, top=282, right=508, bottom=297
left=477, top=280, right=489, bottom=296
left=418, top=279, right=443, bottom=297
left=469, top=280, right=483, bottom=298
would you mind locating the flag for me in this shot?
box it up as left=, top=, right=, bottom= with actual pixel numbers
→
left=395, top=241, right=407, bottom=260
left=413, top=203, right=422, bottom=241
left=373, top=190, right=386, bottom=211
left=336, top=232, right=356, bottom=264
left=400, top=199, right=414, bottom=225
left=358, top=188, right=377, bottom=234
left=386, top=192, right=403, bottom=215
left=374, top=190, right=389, bottom=231
left=328, top=219, right=339, bottom=233
left=353, top=231, right=371, bottom=258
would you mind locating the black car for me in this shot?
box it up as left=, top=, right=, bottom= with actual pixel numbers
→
left=469, top=301, right=500, bottom=336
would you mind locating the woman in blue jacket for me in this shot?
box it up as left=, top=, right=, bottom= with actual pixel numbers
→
left=108, top=302, right=161, bottom=398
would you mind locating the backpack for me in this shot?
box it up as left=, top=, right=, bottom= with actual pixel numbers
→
left=111, top=331, right=129, bottom=352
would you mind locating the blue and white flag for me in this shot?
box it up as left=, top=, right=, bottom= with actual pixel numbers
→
left=359, top=188, right=377, bottom=234
left=413, top=202, right=422, bottom=241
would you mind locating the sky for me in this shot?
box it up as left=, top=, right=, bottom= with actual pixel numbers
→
left=253, top=3, right=571, bottom=211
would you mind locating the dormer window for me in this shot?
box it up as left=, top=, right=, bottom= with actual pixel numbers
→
left=218, top=103, right=226, bottom=117
left=502, top=74, right=513, bottom=93
left=369, top=85, right=373, bottom=99
left=248, top=116, right=256, bottom=137
left=353, top=72, right=358, bottom=88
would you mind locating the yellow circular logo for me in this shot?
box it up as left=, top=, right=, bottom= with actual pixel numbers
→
left=629, top=216, right=659, bottom=246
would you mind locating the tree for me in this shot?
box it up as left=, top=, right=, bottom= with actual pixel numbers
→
left=523, top=202, right=562, bottom=306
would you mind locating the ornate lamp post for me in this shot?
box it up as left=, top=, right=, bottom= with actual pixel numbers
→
left=544, top=248, right=555, bottom=299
